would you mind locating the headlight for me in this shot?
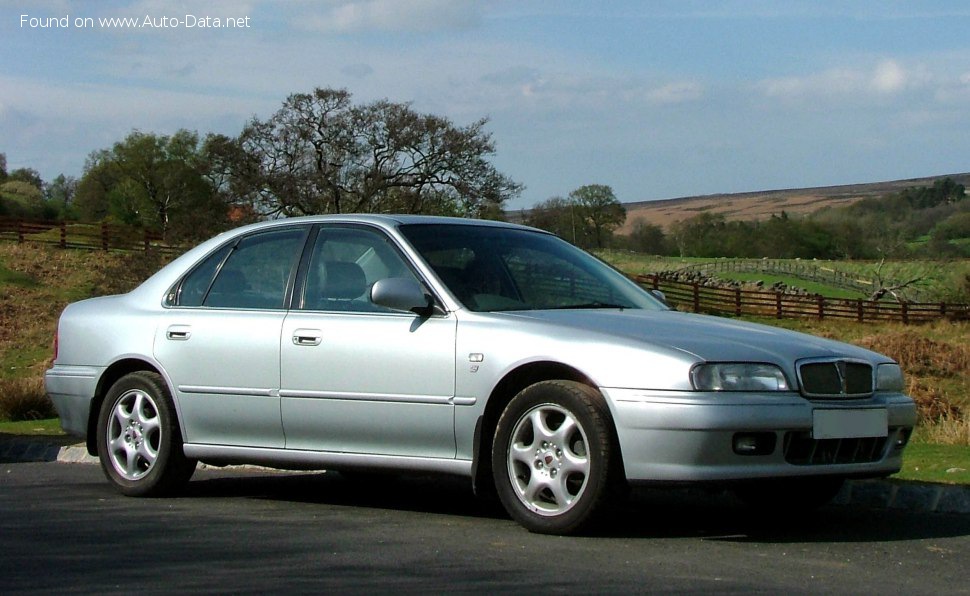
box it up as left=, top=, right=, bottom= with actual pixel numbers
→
left=691, top=363, right=790, bottom=392
left=876, top=363, right=905, bottom=392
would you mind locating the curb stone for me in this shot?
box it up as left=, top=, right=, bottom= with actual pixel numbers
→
left=2, top=438, right=969, bottom=515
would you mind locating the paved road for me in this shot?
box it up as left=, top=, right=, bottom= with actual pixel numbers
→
left=2, top=462, right=969, bottom=594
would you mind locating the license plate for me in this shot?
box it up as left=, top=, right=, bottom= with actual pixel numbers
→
left=813, top=409, right=888, bottom=439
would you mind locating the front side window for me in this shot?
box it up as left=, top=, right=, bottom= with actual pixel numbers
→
left=173, top=228, right=305, bottom=309
left=301, top=226, right=420, bottom=313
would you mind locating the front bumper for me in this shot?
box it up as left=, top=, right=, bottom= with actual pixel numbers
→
left=44, top=365, right=102, bottom=438
left=603, top=388, right=917, bottom=483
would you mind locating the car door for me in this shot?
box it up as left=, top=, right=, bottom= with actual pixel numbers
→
left=280, top=224, right=457, bottom=458
left=155, top=226, right=307, bottom=448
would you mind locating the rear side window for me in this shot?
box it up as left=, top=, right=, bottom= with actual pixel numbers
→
left=172, top=244, right=232, bottom=307
left=172, top=228, right=306, bottom=309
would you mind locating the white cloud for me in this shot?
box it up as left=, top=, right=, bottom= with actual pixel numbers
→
left=647, top=81, right=705, bottom=105
left=758, top=59, right=918, bottom=103
left=870, top=60, right=906, bottom=93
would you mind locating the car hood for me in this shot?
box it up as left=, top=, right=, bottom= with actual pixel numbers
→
left=500, top=309, right=889, bottom=366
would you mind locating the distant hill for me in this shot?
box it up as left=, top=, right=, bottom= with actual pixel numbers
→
left=616, top=173, right=970, bottom=234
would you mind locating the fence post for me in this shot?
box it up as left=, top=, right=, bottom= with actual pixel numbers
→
left=857, top=299, right=864, bottom=322
left=101, top=222, right=109, bottom=251
left=940, top=302, right=946, bottom=318
left=901, top=302, right=909, bottom=325
left=17, top=221, right=24, bottom=243
left=692, top=283, right=700, bottom=313
left=775, top=292, right=782, bottom=319
left=59, top=221, right=67, bottom=249
left=144, top=229, right=150, bottom=252
left=735, top=287, right=742, bottom=316
left=817, top=295, right=824, bottom=320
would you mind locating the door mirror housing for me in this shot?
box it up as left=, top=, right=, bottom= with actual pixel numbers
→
left=371, top=277, right=435, bottom=316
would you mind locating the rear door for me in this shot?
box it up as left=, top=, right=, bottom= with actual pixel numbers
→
left=155, top=226, right=307, bottom=448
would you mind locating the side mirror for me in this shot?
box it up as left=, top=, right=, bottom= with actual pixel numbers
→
left=650, top=289, right=670, bottom=307
left=371, top=277, right=435, bottom=316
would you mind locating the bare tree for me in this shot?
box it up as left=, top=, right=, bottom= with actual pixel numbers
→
left=229, top=87, right=521, bottom=218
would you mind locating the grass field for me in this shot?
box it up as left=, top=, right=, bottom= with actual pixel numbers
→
left=597, top=250, right=970, bottom=303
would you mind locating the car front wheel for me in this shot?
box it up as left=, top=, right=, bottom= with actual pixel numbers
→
left=491, top=380, right=620, bottom=535
left=96, top=371, right=196, bottom=496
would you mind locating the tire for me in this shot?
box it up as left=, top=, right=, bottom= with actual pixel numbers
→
left=491, top=380, right=619, bottom=535
left=96, top=371, right=196, bottom=497
left=733, top=477, right=845, bottom=512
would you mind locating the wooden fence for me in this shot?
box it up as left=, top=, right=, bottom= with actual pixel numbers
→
left=0, top=218, right=181, bottom=254
left=635, top=274, right=969, bottom=324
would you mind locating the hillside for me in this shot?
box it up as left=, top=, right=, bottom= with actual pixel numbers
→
left=617, top=173, right=970, bottom=233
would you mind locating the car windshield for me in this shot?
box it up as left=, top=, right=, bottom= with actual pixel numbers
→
left=399, top=223, right=667, bottom=312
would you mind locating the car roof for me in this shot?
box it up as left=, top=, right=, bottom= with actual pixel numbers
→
left=226, top=213, right=542, bottom=235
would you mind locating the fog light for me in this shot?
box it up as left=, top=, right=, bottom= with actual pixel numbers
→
left=733, top=432, right=777, bottom=456
left=894, top=427, right=912, bottom=449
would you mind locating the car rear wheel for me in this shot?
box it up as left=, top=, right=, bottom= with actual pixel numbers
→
left=491, top=380, right=619, bottom=535
left=96, top=371, right=196, bottom=496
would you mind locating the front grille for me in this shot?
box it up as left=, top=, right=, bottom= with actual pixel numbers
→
left=797, top=358, right=873, bottom=399
left=783, top=431, right=887, bottom=465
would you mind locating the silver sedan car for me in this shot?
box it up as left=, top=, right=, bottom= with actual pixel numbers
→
left=46, top=215, right=916, bottom=534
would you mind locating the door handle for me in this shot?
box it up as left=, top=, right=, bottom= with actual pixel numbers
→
left=166, top=325, right=191, bottom=341
left=292, top=329, right=322, bottom=346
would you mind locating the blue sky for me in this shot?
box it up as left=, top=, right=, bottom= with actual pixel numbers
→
left=3, top=1, right=970, bottom=210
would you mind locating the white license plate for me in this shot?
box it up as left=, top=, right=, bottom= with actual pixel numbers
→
left=813, top=409, right=888, bottom=439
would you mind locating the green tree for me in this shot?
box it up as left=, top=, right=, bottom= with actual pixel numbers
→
left=669, top=212, right=726, bottom=257
left=629, top=218, right=668, bottom=254
left=524, top=196, right=586, bottom=244
left=75, top=130, right=228, bottom=241
left=569, top=184, right=626, bottom=249
left=8, top=167, right=43, bottom=190
left=229, top=87, right=521, bottom=218
left=0, top=180, right=44, bottom=218
left=44, top=174, right=79, bottom=219
left=0, top=153, right=8, bottom=183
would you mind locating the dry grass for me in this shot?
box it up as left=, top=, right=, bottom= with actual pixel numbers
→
left=0, top=377, right=55, bottom=421
left=857, top=330, right=969, bottom=424
left=0, top=242, right=173, bottom=385
left=858, top=331, right=970, bottom=378
left=915, top=415, right=970, bottom=446
left=853, top=327, right=969, bottom=445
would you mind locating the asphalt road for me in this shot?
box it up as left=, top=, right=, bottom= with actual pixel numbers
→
left=2, top=462, right=969, bottom=594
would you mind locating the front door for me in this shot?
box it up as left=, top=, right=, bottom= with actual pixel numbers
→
left=279, top=225, right=457, bottom=458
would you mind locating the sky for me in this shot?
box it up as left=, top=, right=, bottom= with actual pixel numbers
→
left=3, top=1, right=970, bottom=211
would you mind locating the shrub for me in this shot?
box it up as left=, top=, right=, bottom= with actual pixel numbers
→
left=0, top=377, right=55, bottom=421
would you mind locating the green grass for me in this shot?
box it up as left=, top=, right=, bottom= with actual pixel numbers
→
left=0, top=263, right=38, bottom=288
left=711, top=271, right=860, bottom=298
left=896, top=442, right=970, bottom=484
left=0, top=418, right=64, bottom=436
